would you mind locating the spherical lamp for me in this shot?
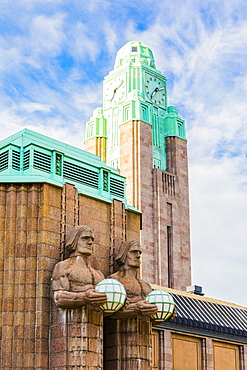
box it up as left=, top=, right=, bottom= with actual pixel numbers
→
left=146, top=289, right=175, bottom=322
left=95, top=278, right=127, bottom=313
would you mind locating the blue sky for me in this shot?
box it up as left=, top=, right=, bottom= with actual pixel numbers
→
left=1, top=0, right=247, bottom=306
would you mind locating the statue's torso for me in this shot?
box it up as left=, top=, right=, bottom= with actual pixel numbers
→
left=110, top=270, right=152, bottom=303
left=53, top=256, right=104, bottom=292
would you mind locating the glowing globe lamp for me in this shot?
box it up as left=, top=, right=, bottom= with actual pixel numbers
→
left=146, top=289, right=175, bottom=322
left=95, top=278, right=127, bottom=313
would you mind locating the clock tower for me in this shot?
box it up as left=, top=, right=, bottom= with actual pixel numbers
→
left=84, top=41, right=191, bottom=290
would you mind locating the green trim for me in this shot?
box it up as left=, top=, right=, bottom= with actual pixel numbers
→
left=125, top=204, right=142, bottom=214
left=0, top=129, right=133, bottom=206
left=0, top=176, right=61, bottom=186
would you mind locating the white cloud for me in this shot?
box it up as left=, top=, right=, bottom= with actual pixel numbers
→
left=20, top=102, right=52, bottom=113
left=67, top=22, right=100, bottom=62
left=28, top=14, right=66, bottom=56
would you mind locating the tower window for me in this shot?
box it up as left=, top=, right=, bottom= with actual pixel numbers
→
left=55, top=153, right=62, bottom=175
left=141, top=104, right=149, bottom=121
left=153, top=158, right=161, bottom=169
left=178, top=121, right=184, bottom=137
left=167, top=225, right=173, bottom=288
left=167, top=202, right=173, bottom=288
left=111, top=159, right=119, bottom=170
left=103, top=170, right=109, bottom=192
left=123, top=104, right=130, bottom=122
left=132, top=46, right=137, bottom=52
left=87, top=124, right=94, bottom=138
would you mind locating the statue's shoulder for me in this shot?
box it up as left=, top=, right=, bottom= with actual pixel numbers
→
left=92, top=267, right=105, bottom=283
left=108, top=271, right=121, bottom=280
left=140, top=279, right=152, bottom=295
left=52, top=258, right=71, bottom=277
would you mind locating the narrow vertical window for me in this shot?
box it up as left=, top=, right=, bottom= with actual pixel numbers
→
left=167, top=225, right=173, bottom=288
left=167, top=202, right=173, bottom=288
left=55, top=153, right=62, bottom=175
left=103, top=170, right=108, bottom=192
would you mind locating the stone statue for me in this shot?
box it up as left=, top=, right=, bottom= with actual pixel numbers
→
left=52, top=225, right=107, bottom=309
left=109, top=240, right=158, bottom=318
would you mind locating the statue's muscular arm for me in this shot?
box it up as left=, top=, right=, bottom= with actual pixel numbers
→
left=52, top=261, right=107, bottom=309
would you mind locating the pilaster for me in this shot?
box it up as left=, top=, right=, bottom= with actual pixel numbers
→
left=50, top=307, right=103, bottom=370
left=165, top=136, right=191, bottom=289
left=119, top=120, right=155, bottom=282
left=104, top=317, right=152, bottom=370
left=84, top=137, right=106, bottom=162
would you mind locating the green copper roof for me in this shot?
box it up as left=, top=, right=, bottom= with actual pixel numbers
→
left=0, top=129, right=137, bottom=208
left=114, top=41, right=156, bottom=68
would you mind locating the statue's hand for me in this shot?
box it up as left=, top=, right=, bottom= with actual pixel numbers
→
left=84, top=289, right=108, bottom=307
left=135, top=300, right=158, bottom=316
left=108, top=299, right=157, bottom=319
left=166, top=306, right=177, bottom=321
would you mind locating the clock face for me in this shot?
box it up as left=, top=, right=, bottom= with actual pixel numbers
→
left=105, top=77, right=126, bottom=106
left=145, top=76, right=166, bottom=105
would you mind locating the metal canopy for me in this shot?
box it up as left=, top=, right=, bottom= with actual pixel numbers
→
left=156, top=292, right=247, bottom=341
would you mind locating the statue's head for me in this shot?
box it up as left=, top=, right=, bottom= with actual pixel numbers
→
left=116, top=240, right=142, bottom=269
left=65, top=225, right=94, bottom=257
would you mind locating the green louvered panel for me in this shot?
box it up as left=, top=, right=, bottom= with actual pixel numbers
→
left=63, top=161, right=99, bottom=189
left=110, top=177, right=125, bottom=198
left=12, top=150, right=21, bottom=170
left=0, top=150, right=9, bottom=171
left=33, top=150, right=51, bottom=173
left=23, top=150, right=30, bottom=170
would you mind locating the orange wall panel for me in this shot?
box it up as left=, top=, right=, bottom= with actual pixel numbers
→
left=213, top=341, right=240, bottom=370
left=172, top=334, right=201, bottom=370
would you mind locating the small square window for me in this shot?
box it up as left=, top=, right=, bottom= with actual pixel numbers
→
left=132, top=46, right=137, bottom=52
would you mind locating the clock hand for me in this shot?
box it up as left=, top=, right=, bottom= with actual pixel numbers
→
left=110, top=80, right=124, bottom=101
left=151, top=86, right=165, bottom=98
left=151, top=87, right=159, bottom=98
left=110, top=87, right=118, bottom=101
left=116, top=80, right=124, bottom=89
left=110, top=90, right=116, bottom=101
